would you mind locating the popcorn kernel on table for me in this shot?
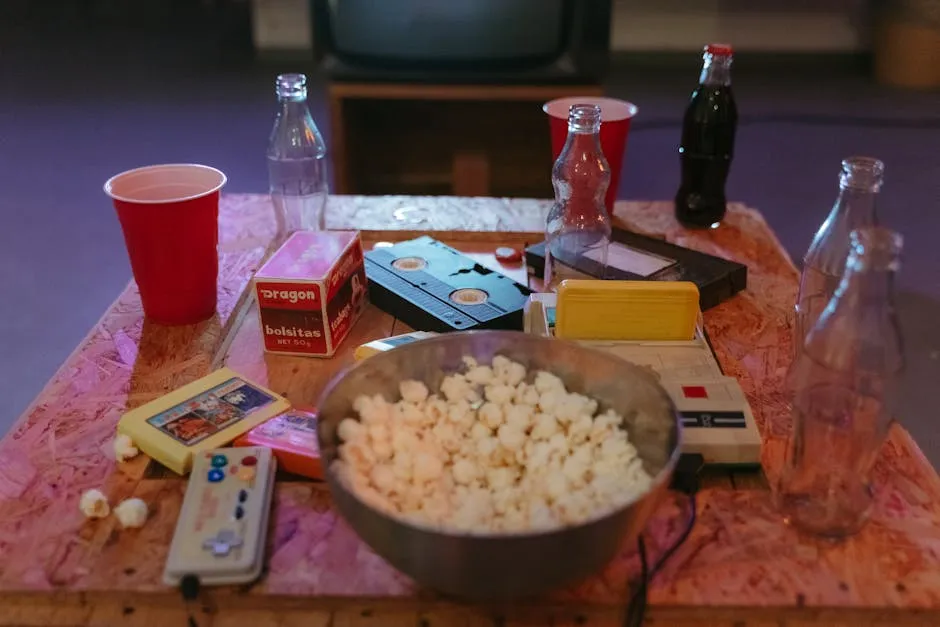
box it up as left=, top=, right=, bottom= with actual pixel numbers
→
left=114, top=498, right=149, bottom=529
left=112, top=433, right=139, bottom=462
left=80, top=489, right=110, bottom=519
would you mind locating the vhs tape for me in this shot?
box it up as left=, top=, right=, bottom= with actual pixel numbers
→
left=364, top=236, right=533, bottom=332
left=525, top=227, right=747, bottom=311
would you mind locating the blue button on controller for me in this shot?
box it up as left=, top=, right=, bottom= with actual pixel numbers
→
left=210, top=454, right=228, bottom=468
left=207, top=469, right=225, bottom=483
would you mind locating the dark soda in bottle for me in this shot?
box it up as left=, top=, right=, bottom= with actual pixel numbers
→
left=675, top=43, right=738, bottom=228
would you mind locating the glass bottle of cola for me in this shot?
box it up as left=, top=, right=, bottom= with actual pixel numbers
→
left=675, top=43, right=738, bottom=228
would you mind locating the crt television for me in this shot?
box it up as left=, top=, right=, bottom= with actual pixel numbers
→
left=311, top=0, right=612, bottom=84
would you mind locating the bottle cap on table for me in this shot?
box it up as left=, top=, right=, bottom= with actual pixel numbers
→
left=495, top=247, right=523, bottom=263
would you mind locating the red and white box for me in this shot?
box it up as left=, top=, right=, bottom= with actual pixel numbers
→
left=254, top=231, right=367, bottom=357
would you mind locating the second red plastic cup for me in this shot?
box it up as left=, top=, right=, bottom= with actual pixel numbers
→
left=544, top=97, right=638, bottom=214
left=104, top=164, right=227, bottom=326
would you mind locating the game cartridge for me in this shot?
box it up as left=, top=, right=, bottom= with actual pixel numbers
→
left=117, top=368, right=290, bottom=475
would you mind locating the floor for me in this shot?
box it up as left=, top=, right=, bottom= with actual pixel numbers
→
left=2, top=7, right=939, bottom=466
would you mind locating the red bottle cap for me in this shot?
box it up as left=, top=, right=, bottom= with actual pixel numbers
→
left=705, top=43, right=733, bottom=56
left=495, top=247, right=523, bottom=263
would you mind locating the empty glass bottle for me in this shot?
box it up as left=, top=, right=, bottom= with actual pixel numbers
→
left=776, top=227, right=904, bottom=538
left=544, top=104, right=612, bottom=291
left=794, top=157, right=883, bottom=351
left=267, top=73, right=329, bottom=241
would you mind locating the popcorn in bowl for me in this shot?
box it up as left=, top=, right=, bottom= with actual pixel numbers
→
left=331, top=355, right=653, bottom=534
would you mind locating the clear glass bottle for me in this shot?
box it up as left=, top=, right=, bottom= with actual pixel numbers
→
left=544, top=104, right=612, bottom=291
left=267, top=73, right=329, bottom=241
left=776, top=227, right=904, bottom=539
left=794, top=157, right=883, bottom=350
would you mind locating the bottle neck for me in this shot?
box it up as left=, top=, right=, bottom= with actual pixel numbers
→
left=554, top=125, right=609, bottom=208
left=700, top=54, right=732, bottom=86
left=833, top=185, right=878, bottom=225
left=277, top=98, right=312, bottom=123
left=563, top=128, right=603, bottom=154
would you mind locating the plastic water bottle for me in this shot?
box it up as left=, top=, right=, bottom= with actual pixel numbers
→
left=267, top=73, right=328, bottom=240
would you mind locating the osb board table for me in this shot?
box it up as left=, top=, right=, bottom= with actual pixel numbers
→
left=1, top=194, right=938, bottom=627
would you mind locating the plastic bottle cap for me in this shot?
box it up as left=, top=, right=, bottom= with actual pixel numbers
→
left=705, top=43, right=734, bottom=56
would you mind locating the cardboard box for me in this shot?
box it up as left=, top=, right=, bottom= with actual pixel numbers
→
left=254, top=231, right=367, bottom=357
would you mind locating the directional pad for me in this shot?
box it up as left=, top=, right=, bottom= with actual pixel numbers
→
left=202, top=529, right=243, bottom=557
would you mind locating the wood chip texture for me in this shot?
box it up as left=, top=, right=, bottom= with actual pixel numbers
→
left=0, top=194, right=937, bottom=626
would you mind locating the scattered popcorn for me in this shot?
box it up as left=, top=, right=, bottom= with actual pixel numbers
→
left=534, top=370, right=565, bottom=394
left=113, top=498, right=149, bottom=529
left=113, top=433, right=139, bottom=462
left=338, top=418, right=365, bottom=444
left=399, top=380, right=429, bottom=404
left=465, top=364, right=495, bottom=385
left=79, top=489, right=110, bottom=519
left=484, top=384, right=514, bottom=405
left=512, top=383, right=541, bottom=406
left=333, top=355, right=653, bottom=534
left=479, top=402, right=503, bottom=429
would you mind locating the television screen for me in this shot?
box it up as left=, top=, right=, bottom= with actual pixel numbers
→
left=327, top=0, right=566, bottom=67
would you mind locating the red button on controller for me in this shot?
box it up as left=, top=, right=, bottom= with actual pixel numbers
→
left=242, top=455, right=258, bottom=467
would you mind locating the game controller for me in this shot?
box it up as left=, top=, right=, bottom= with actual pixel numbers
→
left=163, top=446, right=276, bottom=586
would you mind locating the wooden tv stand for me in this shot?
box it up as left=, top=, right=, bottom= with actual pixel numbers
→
left=327, top=82, right=604, bottom=198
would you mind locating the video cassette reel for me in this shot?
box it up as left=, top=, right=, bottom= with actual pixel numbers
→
left=364, top=236, right=533, bottom=333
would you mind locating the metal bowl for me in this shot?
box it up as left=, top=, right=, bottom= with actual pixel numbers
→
left=316, top=331, right=681, bottom=600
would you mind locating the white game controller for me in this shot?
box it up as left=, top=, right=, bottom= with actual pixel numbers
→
left=163, top=446, right=276, bottom=586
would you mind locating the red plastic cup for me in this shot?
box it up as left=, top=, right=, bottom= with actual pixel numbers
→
left=544, top=97, right=638, bottom=214
left=104, top=164, right=227, bottom=326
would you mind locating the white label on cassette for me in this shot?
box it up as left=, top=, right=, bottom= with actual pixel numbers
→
left=584, top=242, right=676, bottom=278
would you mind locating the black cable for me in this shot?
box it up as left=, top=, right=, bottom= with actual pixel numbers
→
left=624, top=493, right=698, bottom=626
left=624, top=453, right=704, bottom=626
left=625, top=535, right=649, bottom=627
left=650, top=493, right=698, bottom=579
left=180, top=574, right=201, bottom=627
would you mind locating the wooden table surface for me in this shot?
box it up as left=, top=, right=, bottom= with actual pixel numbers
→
left=1, top=194, right=938, bottom=627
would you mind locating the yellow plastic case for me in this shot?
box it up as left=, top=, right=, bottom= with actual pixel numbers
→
left=117, top=368, right=290, bottom=475
left=554, top=280, right=699, bottom=341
